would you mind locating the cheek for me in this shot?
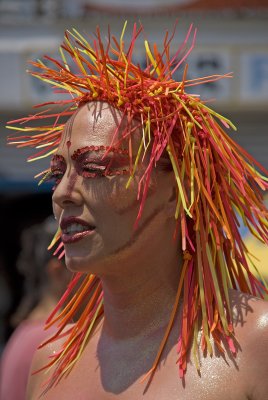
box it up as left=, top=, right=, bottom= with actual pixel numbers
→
left=81, top=177, right=138, bottom=216
left=106, top=178, right=140, bottom=215
left=106, top=175, right=159, bottom=216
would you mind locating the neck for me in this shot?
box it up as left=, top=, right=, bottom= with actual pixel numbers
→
left=101, top=243, right=182, bottom=341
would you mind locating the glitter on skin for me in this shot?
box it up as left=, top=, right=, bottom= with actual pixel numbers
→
left=257, top=314, right=268, bottom=329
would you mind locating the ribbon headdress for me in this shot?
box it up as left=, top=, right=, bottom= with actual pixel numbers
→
left=7, top=22, right=268, bottom=391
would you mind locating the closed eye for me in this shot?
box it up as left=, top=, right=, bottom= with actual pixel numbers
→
left=82, top=163, right=107, bottom=178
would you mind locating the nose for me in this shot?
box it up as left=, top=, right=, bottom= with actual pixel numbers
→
left=52, top=170, right=83, bottom=209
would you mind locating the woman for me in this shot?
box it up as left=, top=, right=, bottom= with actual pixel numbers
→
left=8, top=24, right=268, bottom=399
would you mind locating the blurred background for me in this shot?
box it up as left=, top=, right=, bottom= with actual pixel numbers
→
left=0, top=0, right=267, bottom=351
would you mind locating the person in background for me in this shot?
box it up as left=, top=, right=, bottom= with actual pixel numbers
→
left=0, top=255, right=12, bottom=355
left=0, top=216, right=71, bottom=400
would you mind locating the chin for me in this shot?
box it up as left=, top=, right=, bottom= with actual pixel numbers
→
left=63, top=236, right=130, bottom=276
left=64, top=249, right=109, bottom=275
left=63, top=236, right=105, bottom=272
left=65, top=255, right=96, bottom=273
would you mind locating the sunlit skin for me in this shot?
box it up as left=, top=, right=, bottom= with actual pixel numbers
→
left=51, top=102, right=180, bottom=278
left=27, top=102, right=268, bottom=400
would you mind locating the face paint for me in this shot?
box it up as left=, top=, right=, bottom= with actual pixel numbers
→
left=66, top=170, right=79, bottom=199
left=71, top=146, right=129, bottom=160
left=72, top=146, right=130, bottom=178
left=51, top=103, right=174, bottom=277
left=49, top=155, right=66, bottom=191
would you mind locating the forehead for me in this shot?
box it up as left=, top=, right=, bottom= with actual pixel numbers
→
left=58, top=102, right=139, bottom=154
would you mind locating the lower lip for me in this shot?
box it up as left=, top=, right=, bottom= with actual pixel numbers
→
left=61, top=229, right=95, bottom=244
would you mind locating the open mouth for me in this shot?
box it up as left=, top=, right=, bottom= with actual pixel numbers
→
left=61, top=219, right=96, bottom=244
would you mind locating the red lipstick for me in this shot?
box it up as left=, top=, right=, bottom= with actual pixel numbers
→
left=60, top=217, right=96, bottom=244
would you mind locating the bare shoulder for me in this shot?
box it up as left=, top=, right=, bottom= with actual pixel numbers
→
left=230, top=288, right=268, bottom=333
left=229, top=289, right=268, bottom=399
left=26, top=325, right=73, bottom=400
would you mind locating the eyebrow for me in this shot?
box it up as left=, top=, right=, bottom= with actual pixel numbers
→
left=71, top=145, right=129, bottom=160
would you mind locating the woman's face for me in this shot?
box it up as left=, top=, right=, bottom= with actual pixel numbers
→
left=52, top=102, right=175, bottom=275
